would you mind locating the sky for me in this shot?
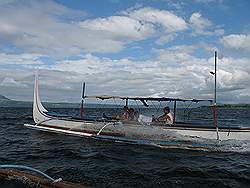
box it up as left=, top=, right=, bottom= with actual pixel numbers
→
left=0, top=0, right=249, bottom=103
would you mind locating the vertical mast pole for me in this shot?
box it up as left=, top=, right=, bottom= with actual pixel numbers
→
left=214, top=51, right=219, bottom=140
left=80, top=100, right=84, bottom=118
left=214, top=51, right=217, bottom=108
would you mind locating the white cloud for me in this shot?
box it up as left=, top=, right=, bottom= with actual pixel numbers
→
left=0, top=1, right=248, bottom=104
left=193, top=0, right=225, bottom=5
left=190, top=12, right=211, bottom=33
left=0, top=77, right=28, bottom=88
left=0, top=1, right=189, bottom=56
left=1, top=50, right=249, bottom=103
left=155, top=45, right=202, bottom=65
left=0, top=0, right=126, bottom=56
left=126, top=7, right=188, bottom=45
left=221, top=34, right=250, bottom=52
left=79, top=16, right=154, bottom=41
left=189, top=12, right=224, bottom=36
left=154, top=46, right=250, bottom=100
left=125, top=7, right=188, bottom=33
left=41, top=48, right=250, bottom=102
left=0, top=53, right=43, bottom=65
left=193, top=0, right=216, bottom=3
left=80, top=7, right=188, bottom=46
left=49, top=54, right=132, bottom=75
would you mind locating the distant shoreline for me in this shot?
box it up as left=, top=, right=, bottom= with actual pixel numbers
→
left=1, top=95, right=250, bottom=108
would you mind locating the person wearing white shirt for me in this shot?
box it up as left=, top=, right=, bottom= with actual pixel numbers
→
left=155, top=106, right=173, bottom=125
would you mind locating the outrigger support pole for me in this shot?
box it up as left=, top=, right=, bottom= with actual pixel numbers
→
left=173, top=100, right=177, bottom=124
left=125, top=98, right=128, bottom=107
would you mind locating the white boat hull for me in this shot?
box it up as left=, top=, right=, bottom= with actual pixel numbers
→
left=162, top=126, right=250, bottom=141
left=25, top=74, right=250, bottom=143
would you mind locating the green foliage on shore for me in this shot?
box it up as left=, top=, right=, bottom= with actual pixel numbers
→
left=217, top=104, right=250, bottom=108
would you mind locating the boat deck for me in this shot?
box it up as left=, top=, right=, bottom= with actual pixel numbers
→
left=45, top=111, right=249, bottom=131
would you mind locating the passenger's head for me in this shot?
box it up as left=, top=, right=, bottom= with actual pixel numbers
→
left=123, top=106, right=129, bottom=111
left=163, top=106, right=170, bottom=114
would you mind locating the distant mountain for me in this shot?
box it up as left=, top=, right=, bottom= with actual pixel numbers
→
left=0, top=95, right=31, bottom=107
left=0, top=95, right=120, bottom=108
left=0, top=95, right=10, bottom=101
left=0, top=96, right=78, bottom=108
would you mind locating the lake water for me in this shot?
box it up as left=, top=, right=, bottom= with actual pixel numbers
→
left=0, top=107, right=249, bottom=187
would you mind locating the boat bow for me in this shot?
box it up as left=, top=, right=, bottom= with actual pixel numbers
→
left=33, top=74, right=49, bottom=124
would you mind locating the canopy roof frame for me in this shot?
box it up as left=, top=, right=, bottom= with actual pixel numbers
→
left=84, top=95, right=213, bottom=103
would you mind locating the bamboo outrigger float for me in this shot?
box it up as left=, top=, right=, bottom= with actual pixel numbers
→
left=24, top=52, right=250, bottom=148
left=0, top=165, right=87, bottom=188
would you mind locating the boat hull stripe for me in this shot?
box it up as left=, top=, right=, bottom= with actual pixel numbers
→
left=36, top=123, right=124, bottom=137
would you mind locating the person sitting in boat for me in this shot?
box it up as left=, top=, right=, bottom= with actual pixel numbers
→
left=128, top=108, right=140, bottom=121
left=133, top=110, right=139, bottom=121
left=116, top=106, right=129, bottom=120
left=154, top=106, right=173, bottom=124
left=122, top=106, right=129, bottom=120
left=128, top=108, right=135, bottom=121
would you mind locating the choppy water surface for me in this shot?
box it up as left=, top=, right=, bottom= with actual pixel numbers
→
left=0, top=107, right=249, bottom=187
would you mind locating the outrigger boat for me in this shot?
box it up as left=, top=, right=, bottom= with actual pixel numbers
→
left=24, top=52, right=250, bottom=149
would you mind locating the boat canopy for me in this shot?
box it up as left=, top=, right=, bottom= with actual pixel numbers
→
left=84, top=95, right=212, bottom=103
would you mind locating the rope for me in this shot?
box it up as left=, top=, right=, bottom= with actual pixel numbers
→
left=157, top=101, right=162, bottom=114
left=150, top=101, right=158, bottom=116
left=135, top=100, right=141, bottom=113
left=36, top=118, right=54, bottom=126
left=0, top=165, right=62, bottom=183
left=183, top=101, right=193, bottom=121
left=97, top=122, right=113, bottom=135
